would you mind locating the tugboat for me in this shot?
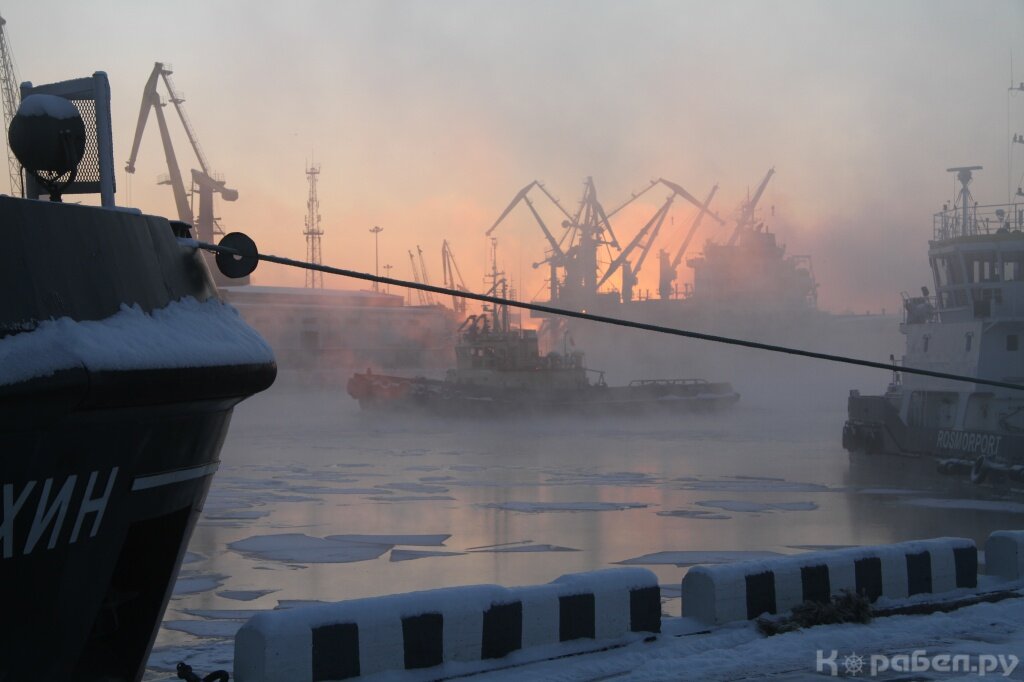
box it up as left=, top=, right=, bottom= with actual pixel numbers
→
left=348, top=261, right=739, bottom=415
left=843, top=166, right=1024, bottom=482
left=0, top=73, right=275, bottom=680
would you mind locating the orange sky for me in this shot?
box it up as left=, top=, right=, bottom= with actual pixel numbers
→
left=5, top=1, right=1024, bottom=313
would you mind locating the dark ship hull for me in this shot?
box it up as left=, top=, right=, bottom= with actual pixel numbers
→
left=348, top=372, right=739, bottom=416
left=0, top=197, right=275, bottom=681
left=843, top=392, right=1024, bottom=481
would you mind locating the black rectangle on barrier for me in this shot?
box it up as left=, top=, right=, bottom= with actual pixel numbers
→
left=482, top=601, right=522, bottom=660
left=312, top=622, right=360, bottom=681
left=801, top=564, right=831, bottom=604
left=630, top=586, right=661, bottom=633
left=559, top=593, right=596, bottom=641
left=906, top=551, right=933, bottom=595
left=954, top=546, right=978, bottom=588
left=403, top=612, right=444, bottom=670
left=745, top=571, right=776, bottom=619
left=854, top=557, right=883, bottom=602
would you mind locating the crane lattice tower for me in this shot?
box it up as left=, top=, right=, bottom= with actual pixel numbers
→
left=304, top=163, right=324, bottom=288
left=0, top=15, right=23, bottom=197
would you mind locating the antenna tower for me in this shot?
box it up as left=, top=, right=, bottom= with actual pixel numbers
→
left=304, top=163, right=324, bottom=288
left=0, top=14, right=22, bottom=197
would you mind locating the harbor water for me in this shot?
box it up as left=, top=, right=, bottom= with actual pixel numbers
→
left=146, top=328, right=1024, bottom=677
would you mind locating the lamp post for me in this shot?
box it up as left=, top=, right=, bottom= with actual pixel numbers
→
left=383, top=264, right=393, bottom=293
left=369, top=225, right=383, bottom=291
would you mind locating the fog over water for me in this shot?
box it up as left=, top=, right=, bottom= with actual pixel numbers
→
left=146, top=319, right=1023, bottom=676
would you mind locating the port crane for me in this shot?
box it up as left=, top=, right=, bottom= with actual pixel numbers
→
left=598, top=179, right=723, bottom=302
left=487, top=177, right=722, bottom=306
left=658, top=183, right=719, bottom=299
left=0, top=13, right=22, bottom=197
left=408, top=247, right=435, bottom=305
left=441, top=240, right=469, bottom=315
left=124, top=62, right=237, bottom=246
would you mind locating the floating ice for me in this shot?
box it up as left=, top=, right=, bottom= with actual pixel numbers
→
left=326, top=534, right=450, bottom=546
left=228, top=534, right=392, bottom=564
left=173, top=573, right=227, bottom=595
left=367, top=495, right=456, bottom=502
left=202, top=510, right=270, bottom=520
left=656, top=509, right=731, bottom=520
left=162, top=620, right=242, bottom=639
left=617, top=550, right=784, bottom=567
left=543, top=471, right=662, bottom=486
left=469, top=543, right=579, bottom=553
left=375, top=482, right=451, bottom=493
left=216, top=589, right=278, bottom=602
left=695, top=500, right=818, bottom=513
left=675, top=478, right=834, bottom=493
left=389, top=549, right=465, bottom=561
left=479, top=501, right=649, bottom=513
left=185, top=608, right=266, bottom=619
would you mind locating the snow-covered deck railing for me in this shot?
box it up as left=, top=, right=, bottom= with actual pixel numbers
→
left=681, top=537, right=977, bottom=625
left=233, top=568, right=659, bottom=681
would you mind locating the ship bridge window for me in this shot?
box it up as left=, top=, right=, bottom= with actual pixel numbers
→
left=1009, top=334, right=1020, bottom=352
left=1004, top=254, right=1024, bottom=282
left=933, top=256, right=965, bottom=287
left=965, top=332, right=973, bottom=352
left=965, top=253, right=999, bottom=283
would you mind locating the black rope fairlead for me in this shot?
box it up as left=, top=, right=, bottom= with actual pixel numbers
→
left=189, top=232, right=1024, bottom=393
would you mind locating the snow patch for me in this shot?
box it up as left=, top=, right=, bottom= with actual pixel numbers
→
left=0, top=297, right=273, bottom=386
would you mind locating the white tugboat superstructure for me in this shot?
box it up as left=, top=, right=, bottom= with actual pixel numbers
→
left=844, top=166, right=1024, bottom=482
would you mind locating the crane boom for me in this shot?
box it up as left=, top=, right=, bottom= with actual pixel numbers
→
left=671, top=184, right=719, bottom=269
left=125, top=62, right=238, bottom=245
left=727, top=167, right=775, bottom=246
left=159, top=68, right=211, bottom=176
left=597, top=194, right=673, bottom=288
left=441, top=240, right=468, bottom=314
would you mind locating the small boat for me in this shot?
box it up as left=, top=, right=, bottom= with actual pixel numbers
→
left=348, top=306, right=739, bottom=416
left=0, top=72, right=275, bottom=680
left=843, top=165, right=1024, bottom=483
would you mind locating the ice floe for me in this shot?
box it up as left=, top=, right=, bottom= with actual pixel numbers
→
left=228, top=533, right=392, bottom=564
left=389, top=549, right=465, bottom=561
left=215, top=589, right=278, bottom=602
left=617, top=550, right=784, bottom=566
left=695, top=500, right=818, bottom=512
left=479, top=501, right=649, bottom=513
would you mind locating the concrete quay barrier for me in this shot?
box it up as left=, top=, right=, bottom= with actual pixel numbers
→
left=234, top=567, right=659, bottom=681
left=681, top=537, right=977, bottom=625
left=985, top=530, right=1024, bottom=581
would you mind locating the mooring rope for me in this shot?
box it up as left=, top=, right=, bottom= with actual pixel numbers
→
left=190, top=236, right=1024, bottom=393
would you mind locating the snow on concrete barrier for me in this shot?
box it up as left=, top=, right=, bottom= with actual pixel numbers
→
left=681, top=537, right=977, bottom=625
left=234, top=568, right=659, bottom=681
left=985, top=530, right=1024, bottom=581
